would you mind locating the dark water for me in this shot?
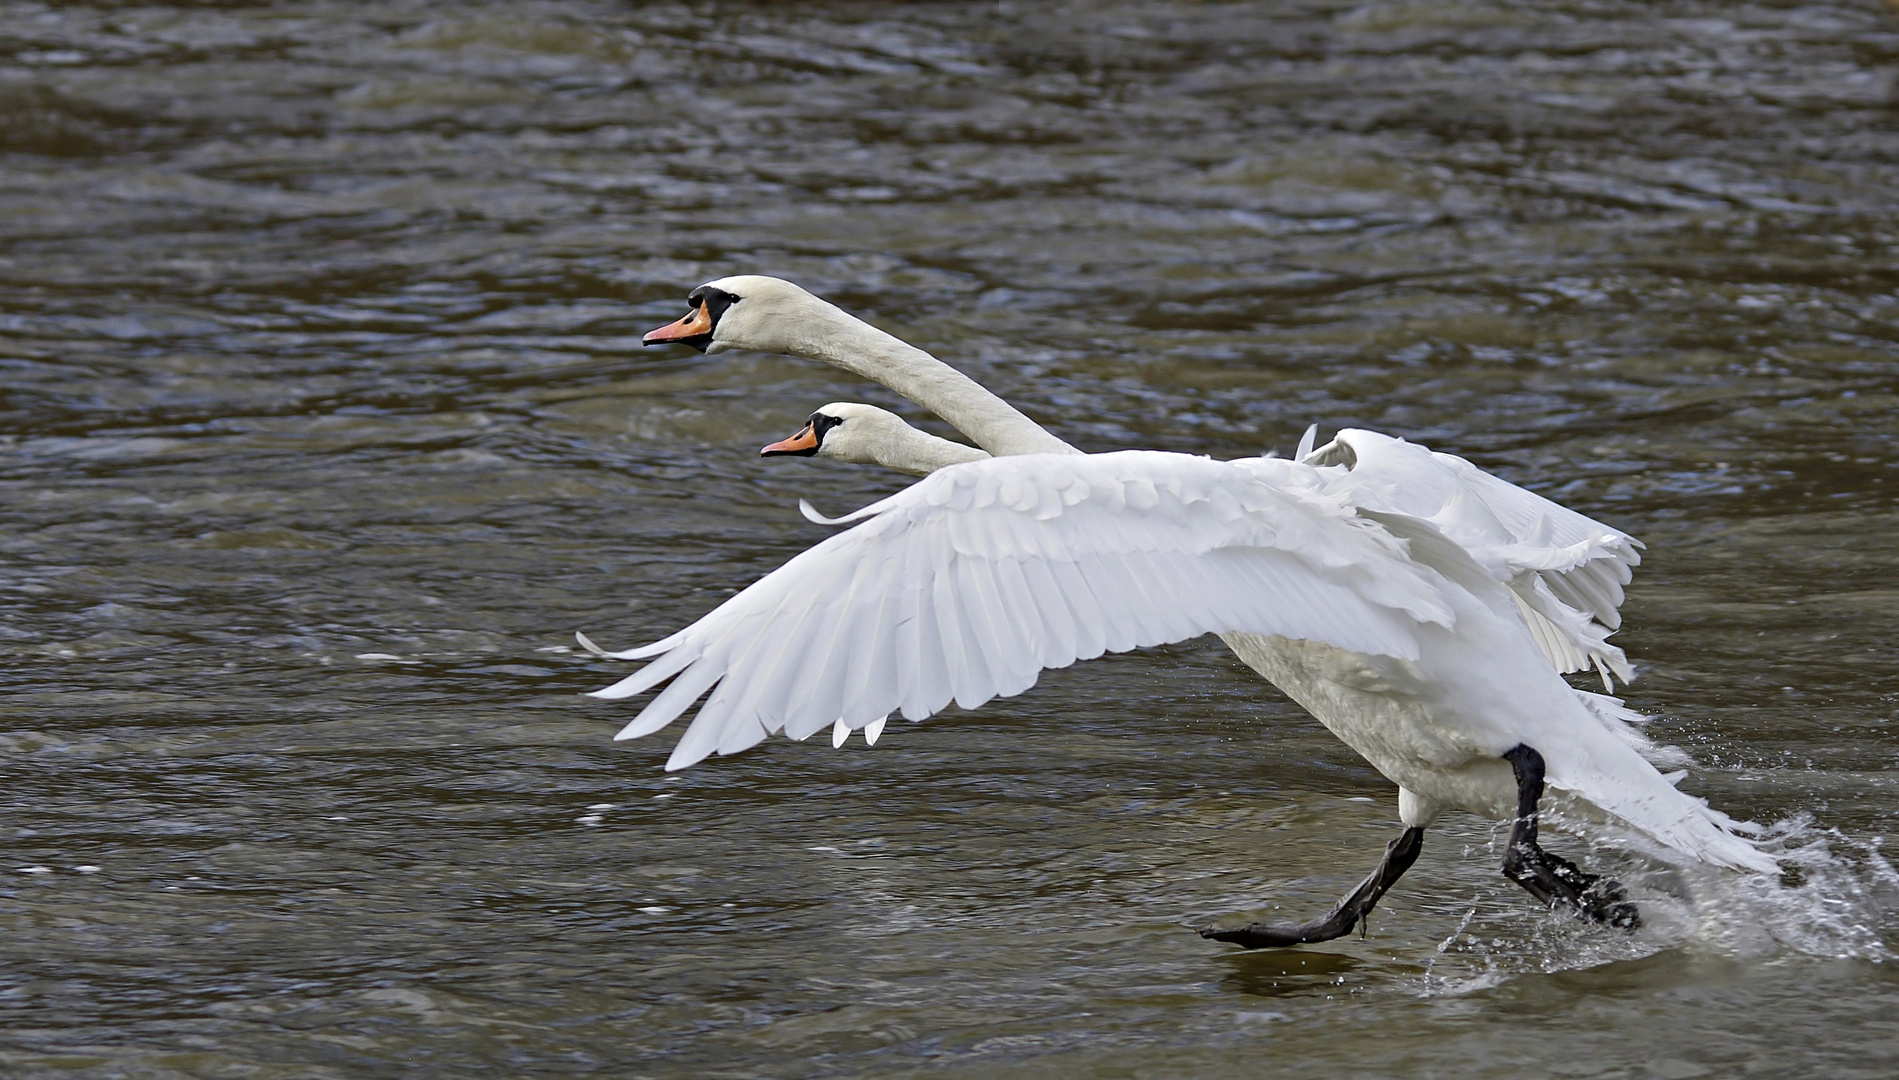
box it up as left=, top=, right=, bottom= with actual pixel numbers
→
left=4, top=1, right=1899, bottom=1075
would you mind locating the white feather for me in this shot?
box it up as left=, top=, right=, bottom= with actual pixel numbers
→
left=1305, top=429, right=1642, bottom=687
left=589, top=449, right=1771, bottom=874
left=600, top=451, right=1453, bottom=767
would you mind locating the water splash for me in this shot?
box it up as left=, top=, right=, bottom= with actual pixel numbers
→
left=1679, top=814, right=1898, bottom=961
left=1418, top=813, right=1895, bottom=996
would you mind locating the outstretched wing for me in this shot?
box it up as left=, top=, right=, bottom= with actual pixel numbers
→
left=587, top=451, right=1458, bottom=771
left=1304, top=429, right=1642, bottom=687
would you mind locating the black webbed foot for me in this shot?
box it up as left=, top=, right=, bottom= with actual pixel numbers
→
left=1502, top=745, right=1642, bottom=930
left=1200, top=827, right=1424, bottom=949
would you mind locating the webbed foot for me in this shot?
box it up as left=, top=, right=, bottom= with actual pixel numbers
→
left=1200, top=827, right=1425, bottom=949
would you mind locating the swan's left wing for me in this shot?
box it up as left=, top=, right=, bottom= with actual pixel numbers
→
left=585, top=451, right=1458, bottom=771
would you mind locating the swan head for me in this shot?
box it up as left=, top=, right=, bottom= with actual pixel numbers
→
left=642, top=275, right=838, bottom=356
left=759, top=402, right=989, bottom=477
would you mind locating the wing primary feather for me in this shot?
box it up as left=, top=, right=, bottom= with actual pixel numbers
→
left=717, top=601, right=821, bottom=739
left=992, top=557, right=1052, bottom=668
left=960, top=552, right=1033, bottom=693
left=615, top=657, right=725, bottom=741
left=988, top=557, right=1050, bottom=692
left=589, top=647, right=700, bottom=701
left=1073, top=551, right=1139, bottom=653
left=777, top=554, right=874, bottom=730
left=799, top=497, right=888, bottom=526
left=903, top=575, right=952, bottom=720
left=575, top=630, right=616, bottom=658
left=840, top=551, right=904, bottom=724
left=930, top=564, right=974, bottom=712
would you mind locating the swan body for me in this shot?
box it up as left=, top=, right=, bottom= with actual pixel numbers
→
left=608, top=276, right=1774, bottom=943
left=591, top=444, right=1767, bottom=869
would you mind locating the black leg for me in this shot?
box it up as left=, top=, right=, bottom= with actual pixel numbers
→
left=1501, top=744, right=1640, bottom=929
left=1200, top=827, right=1425, bottom=949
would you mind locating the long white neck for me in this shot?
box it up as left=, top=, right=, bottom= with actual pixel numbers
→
left=830, top=421, right=991, bottom=477
left=785, top=302, right=1080, bottom=458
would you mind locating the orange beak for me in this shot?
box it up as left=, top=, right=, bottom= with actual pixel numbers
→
left=642, top=302, right=715, bottom=347
left=760, top=423, right=820, bottom=457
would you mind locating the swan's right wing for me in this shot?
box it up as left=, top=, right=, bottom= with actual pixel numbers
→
left=1307, top=429, right=1642, bottom=686
left=1425, top=448, right=1643, bottom=628
left=586, top=451, right=1458, bottom=771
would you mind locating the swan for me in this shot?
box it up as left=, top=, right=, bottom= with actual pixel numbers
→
left=596, top=278, right=1775, bottom=947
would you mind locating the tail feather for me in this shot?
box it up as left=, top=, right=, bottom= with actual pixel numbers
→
left=1573, top=689, right=1693, bottom=770
left=1546, top=758, right=1778, bottom=875
left=1539, top=689, right=1778, bottom=875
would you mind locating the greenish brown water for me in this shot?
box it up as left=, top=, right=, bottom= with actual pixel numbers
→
left=3, top=1, right=1898, bottom=1075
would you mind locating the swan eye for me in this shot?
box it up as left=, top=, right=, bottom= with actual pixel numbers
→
left=686, top=286, right=739, bottom=326
left=809, top=412, right=844, bottom=444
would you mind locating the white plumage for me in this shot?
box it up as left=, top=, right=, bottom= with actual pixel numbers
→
left=610, top=276, right=1778, bottom=924
left=591, top=452, right=1452, bottom=760
left=591, top=448, right=1772, bottom=874
left=1304, top=428, right=1643, bottom=688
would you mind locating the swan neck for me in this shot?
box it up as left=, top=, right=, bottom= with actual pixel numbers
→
left=797, top=307, right=1079, bottom=458
left=872, top=426, right=991, bottom=477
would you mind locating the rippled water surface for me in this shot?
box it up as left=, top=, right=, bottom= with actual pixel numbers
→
left=5, top=1, right=1899, bottom=1075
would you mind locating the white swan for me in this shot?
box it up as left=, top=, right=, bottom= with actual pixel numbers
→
left=597, top=278, right=1775, bottom=947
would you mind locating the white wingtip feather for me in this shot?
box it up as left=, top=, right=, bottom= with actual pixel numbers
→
left=798, top=496, right=891, bottom=527
left=575, top=628, right=680, bottom=661
left=589, top=683, right=637, bottom=701
left=1296, top=424, right=1319, bottom=461
left=831, top=718, right=849, bottom=748
left=864, top=715, right=887, bottom=745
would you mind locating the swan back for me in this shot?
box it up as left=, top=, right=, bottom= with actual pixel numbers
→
left=1311, top=429, right=1642, bottom=686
